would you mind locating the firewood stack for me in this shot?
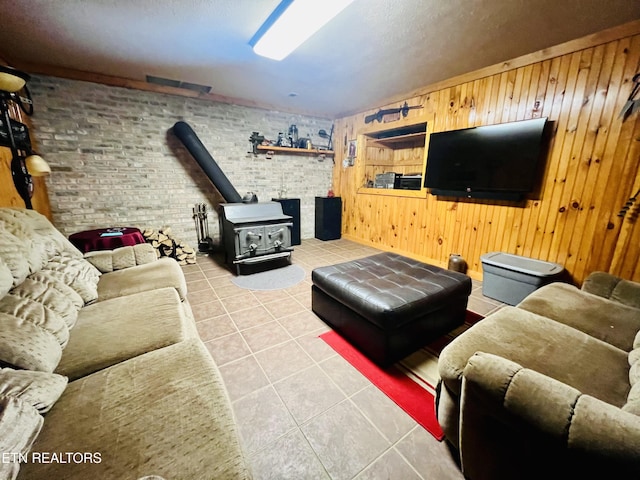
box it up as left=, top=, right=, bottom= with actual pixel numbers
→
left=141, top=227, right=196, bottom=265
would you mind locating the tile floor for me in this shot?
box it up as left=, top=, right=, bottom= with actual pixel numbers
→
left=181, top=238, right=505, bottom=480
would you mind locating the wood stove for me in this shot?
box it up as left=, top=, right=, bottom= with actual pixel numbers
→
left=173, top=121, right=294, bottom=274
left=219, top=202, right=293, bottom=274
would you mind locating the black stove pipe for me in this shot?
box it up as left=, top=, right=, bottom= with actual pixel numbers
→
left=172, top=121, right=243, bottom=203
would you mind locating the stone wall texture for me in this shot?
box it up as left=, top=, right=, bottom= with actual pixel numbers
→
left=28, top=75, right=335, bottom=250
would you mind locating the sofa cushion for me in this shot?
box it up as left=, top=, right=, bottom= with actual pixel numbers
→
left=518, top=282, right=640, bottom=351
left=0, top=207, right=82, bottom=262
left=0, top=395, right=43, bottom=480
left=0, top=228, right=32, bottom=288
left=84, top=244, right=157, bottom=273
left=624, top=383, right=640, bottom=415
left=0, top=208, right=80, bottom=288
left=28, top=271, right=84, bottom=314
left=610, top=280, right=640, bottom=310
left=630, top=355, right=640, bottom=384
left=96, top=257, right=187, bottom=302
left=582, top=271, right=640, bottom=310
left=0, top=258, right=13, bottom=297
left=0, top=312, right=63, bottom=372
left=23, top=272, right=83, bottom=329
left=87, top=246, right=135, bottom=272
left=41, top=254, right=101, bottom=305
left=10, top=278, right=79, bottom=331
left=0, top=368, right=67, bottom=413
left=0, top=292, right=70, bottom=348
left=624, top=346, right=640, bottom=415
left=20, top=340, right=252, bottom=480
left=56, top=287, right=195, bottom=381
left=0, top=222, right=50, bottom=277
left=438, top=306, right=631, bottom=408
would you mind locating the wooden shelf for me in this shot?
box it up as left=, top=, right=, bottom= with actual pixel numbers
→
left=360, top=119, right=431, bottom=189
left=368, top=132, right=426, bottom=149
left=357, top=187, right=427, bottom=198
left=256, top=145, right=334, bottom=156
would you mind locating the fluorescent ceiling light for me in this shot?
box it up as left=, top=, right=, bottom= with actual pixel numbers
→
left=250, top=0, right=355, bottom=61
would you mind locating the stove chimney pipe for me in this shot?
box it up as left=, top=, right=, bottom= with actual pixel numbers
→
left=173, top=121, right=243, bottom=203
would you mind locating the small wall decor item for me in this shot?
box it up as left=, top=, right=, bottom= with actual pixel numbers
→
left=248, top=131, right=265, bottom=154
left=317, top=125, right=333, bottom=150
left=348, top=139, right=356, bottom=158
left=343, top=139, right=356, bottom=168
left=0, top=116, right=31, bottom=150
left=619, top=73, right=640, bottom=121
left=617, top=188, right=640, bottom=219
left=364, top=101, right=423, bottom=124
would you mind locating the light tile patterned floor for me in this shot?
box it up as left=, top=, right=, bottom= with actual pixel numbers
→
left=181, top=238, right=504, bottom=480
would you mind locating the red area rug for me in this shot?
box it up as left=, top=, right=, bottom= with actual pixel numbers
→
left=319, top=311, right=483, bottom=441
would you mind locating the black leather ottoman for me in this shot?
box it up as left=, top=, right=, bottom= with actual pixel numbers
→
left=312, top=252, right=472, bottom=367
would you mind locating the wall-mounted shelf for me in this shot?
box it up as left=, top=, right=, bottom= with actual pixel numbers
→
left=357, top=187, right=427, bottom=198
left=367, top=131, right=426, bottom=149
left=256, top=145, right=334, bottom=156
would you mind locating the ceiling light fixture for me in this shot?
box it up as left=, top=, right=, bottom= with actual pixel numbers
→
left=249, top=0, right=355, bottom=61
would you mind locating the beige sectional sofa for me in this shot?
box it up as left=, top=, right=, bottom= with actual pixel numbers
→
left=0, top=207, right=252, bottom=480
left=436, top=271, right=640, bottom=479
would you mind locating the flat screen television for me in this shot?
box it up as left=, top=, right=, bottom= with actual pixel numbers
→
left=424, top=117, right=548, bottom=201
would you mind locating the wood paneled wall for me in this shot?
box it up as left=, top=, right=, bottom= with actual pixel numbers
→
left=332, top=24, right=640, bottom=285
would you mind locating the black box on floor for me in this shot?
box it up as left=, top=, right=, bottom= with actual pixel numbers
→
left=315, top=197, right=341, bottom=241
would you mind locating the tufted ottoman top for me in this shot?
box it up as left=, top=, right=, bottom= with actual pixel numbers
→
left=312, top=252, right=471, bottom=330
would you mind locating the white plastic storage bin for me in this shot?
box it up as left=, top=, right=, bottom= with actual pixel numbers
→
left=480, top=252, right=565, bottom=306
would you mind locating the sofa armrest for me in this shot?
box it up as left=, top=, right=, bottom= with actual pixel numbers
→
left=582, top=271, right=640, bottom=310
left=84, top=244, right=157, bottom=273
left=458, top=352, right=640, bottom=480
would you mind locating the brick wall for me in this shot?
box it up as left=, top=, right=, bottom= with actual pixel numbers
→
left=28, top=75, right=335, bottom=249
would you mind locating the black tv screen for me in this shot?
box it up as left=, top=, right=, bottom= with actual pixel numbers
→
left=424, top=118, right=548, bottom=200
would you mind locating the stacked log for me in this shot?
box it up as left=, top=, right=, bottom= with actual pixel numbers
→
left=141, top=227, right=197, bottom=265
